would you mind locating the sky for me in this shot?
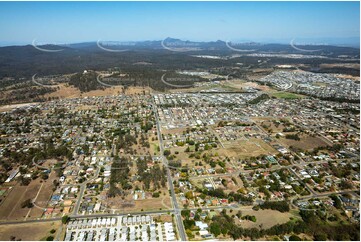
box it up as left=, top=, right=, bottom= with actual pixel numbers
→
left=0, top=1, right=359, bottom=46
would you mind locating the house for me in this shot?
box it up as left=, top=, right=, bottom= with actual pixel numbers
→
left=63, top=200, right=73, bottom=206
left=211, top=199, right=219, bottom=206
left=195, top=221, right=209, bottom=233
left=5, top=168, right=19, bottom=183
left=220, top=199, right=228, bottom=204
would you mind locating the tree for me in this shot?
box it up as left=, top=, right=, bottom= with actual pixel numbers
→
left=21, top=198, right=33, bottom=208
left=185, top=191, right=193, bottom=199
left=330, top=194, right=342, bottom=209
left=181, top=209, right=191, bottom=218
left=259, top=201, right=289, bottom=212
left=210, top=223, right=221, bottom=237
left=314, top=233, right=327, bottom=241
left=62, top=215, right=70, bottom=224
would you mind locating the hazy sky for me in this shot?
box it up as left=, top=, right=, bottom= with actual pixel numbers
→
left=0, top=1, right=359, bottom=45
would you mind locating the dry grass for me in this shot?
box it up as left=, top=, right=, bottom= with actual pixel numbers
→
left=0, top=221, right=61, bottom=241
left=320, top=63, right=360, bottom=70
left=105, top=187, right=171, bottom=213
left=280, top=135, right=329, bottom=151
left=0, top=171, right=56, bottom=221
left=220, top=138, right=277, bottom=158
left=27, top=84, right=151, bottom=102
left=0, top=185, right=28, bottom=221
left=234, top=209, right=294, bottom=229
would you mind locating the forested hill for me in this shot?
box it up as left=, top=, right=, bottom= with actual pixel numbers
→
left=0, top=39, right=359, bottom=80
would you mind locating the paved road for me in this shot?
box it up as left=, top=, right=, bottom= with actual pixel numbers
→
left=72, top=167, right=100, bottom=216
left=295, top=189, right=360, bottom=201
left=152, top=100, right=187, bottom=242
left=32, top=156, right=49, bottom=170
left=254, top=122, right=319, bottom=196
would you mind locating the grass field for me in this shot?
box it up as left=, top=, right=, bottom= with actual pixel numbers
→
left=233, top=209, right=294, bottom=229
left=272, top=91, right=304, bottom=99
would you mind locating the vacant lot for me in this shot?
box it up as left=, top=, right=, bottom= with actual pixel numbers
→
left=44, top=84, right=151, bottom=100
left=234, top=209, right=294, bottom=229
left=0, top=185, right=28, bottom=221
left=280, top=135, right=329, bottom=151
left=220, top=138, right=277, bottom=158
left=0, top=221, right=61, bottom=241
left=28, top=174, right=57, bottom=219
left=0, top=102, right=38, bottom=112
left=0, top=171, right=56, bottom=221
left=106, top=188, right=171, bottom=213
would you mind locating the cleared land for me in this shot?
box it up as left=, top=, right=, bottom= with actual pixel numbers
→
left=0, top=221, right=61, bottom=241
left=0, top=171, right=56, bottom=221
left=220, top=138, right=277, bottom=158
left=280, top=135, right=329, bottom=151
left=105, top=191, right=172, bottom=213
left=234, top=209, right=294, bottom=229
left=44, top=84, right=151, bottom=99
left=0, top=102, right=38, bottom=112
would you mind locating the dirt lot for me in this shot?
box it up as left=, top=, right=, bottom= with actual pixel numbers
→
left=44, top=84, right=125, bottom=99
left=279, top=135, right=329, bottom=151
left=126, top=197, right=172, bottom=212
left=220, top=138, right=277, bottom=158
left=106, top=194, right=172, bottom=213
left=0, top=102, right=39, bottom=112
left=0, top=172, right=56, bottom=221
left=44, top=84, right=152, bottom=99
left=105, top=186, right=171, bottom=213
left=0, top=221, right=61, bottom=241
left=0, top=185, right=28, bottom=221
left=223, top=80, right=273, bottom=92
left=28, top=173, right=57, bottom=218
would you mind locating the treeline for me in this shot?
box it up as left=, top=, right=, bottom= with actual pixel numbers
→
left=0, top=85, right=56, bottom=105
left=209, top=209, right=360, bottom=241
left=285, top=134, right=300, bottom=141
left=69, top=71, right=104, bottom=92
left=198, top=188, right=253, bottom=205
left=2, top=142, right=72, bottom=168
left=108, top=156, right=131, bottom=197
left=0, top=142, right=71, bottom=185
left=248, top=94, right=270, bottom=104
left=136, top=157, right=166, bottom=190
left=114, top=133, right=137, bottom=154
left=259, top=200, right=290, bottom=212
